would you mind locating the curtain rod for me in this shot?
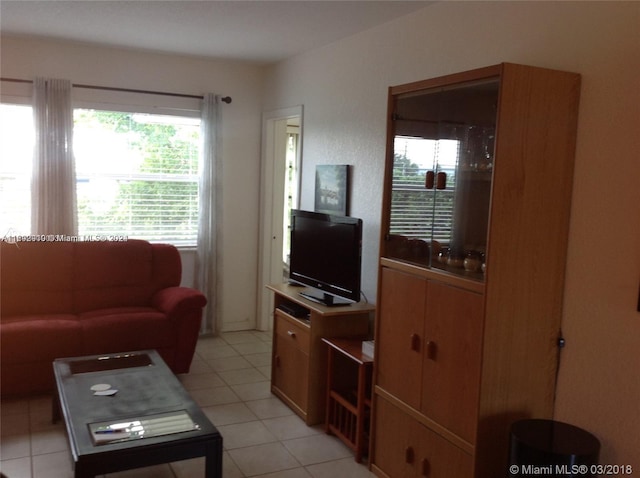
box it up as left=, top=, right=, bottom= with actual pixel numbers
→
left=1, top=77, right=232, bottom=104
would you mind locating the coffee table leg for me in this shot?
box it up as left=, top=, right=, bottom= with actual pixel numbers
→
left=52, top=393, right=61, bottom=424
left=74, top=463, right=94, bottom=478
left=204, top=439, right=223, bottom=478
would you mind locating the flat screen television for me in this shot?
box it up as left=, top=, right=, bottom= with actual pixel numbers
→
left=289, top=209, right=362, bottom=306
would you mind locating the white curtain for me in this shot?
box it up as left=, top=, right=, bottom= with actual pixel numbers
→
left=196, top=94, right=222, bottom=335
left=31, top=77, right=77, bottom=235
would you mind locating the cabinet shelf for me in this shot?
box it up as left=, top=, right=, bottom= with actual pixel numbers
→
left=324, top=337, right=374, bottom=463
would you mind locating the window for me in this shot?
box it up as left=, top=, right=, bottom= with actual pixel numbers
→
left=390, top=136, right=458, bottom=243
left=0, top=104, right=201, bottom=246
left=0, top=104, right=33, bottom=236
left=74, top=110, right=201, bottom=246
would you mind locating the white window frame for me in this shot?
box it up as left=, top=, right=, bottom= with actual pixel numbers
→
left=0, top=86, right=203, bottom=247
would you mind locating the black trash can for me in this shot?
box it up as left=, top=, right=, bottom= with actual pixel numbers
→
left=509, top=419, right=600, bottom=477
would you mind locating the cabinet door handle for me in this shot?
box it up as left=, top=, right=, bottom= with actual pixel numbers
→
left=426, top=341, right=437, bottom=361
left=425, top=170, right=435, bottom=189
left=287, top=330, right=296, bottom=338
left=410, top=334, right=421, bottom=352
left=405, top=446, right=415, bottom=464
left=421, top=458, right=431, bottom=476
left=275, top=355, right=280, bottom=367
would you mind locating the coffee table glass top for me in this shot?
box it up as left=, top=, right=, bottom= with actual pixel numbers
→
left=53, top=350, right=219, bottom=457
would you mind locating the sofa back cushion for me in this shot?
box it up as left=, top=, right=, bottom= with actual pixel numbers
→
left=1, top=239, right=183, bottom=317
left=1, top=241, right=74, bottom=316
left=150, top=243, right=183, bottom=290
left=73, top=239, right=180, bottom=313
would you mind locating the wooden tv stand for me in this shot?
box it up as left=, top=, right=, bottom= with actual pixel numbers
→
left=267, top=283, right=374, bottom=425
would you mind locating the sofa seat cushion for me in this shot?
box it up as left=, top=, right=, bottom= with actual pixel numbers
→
left=78, top=307, right=174, bottom=355
left=0, top=315, right=82, bottom=364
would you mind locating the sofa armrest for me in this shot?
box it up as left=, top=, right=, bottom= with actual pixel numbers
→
left=152, top=287, right=207, bottom=373
left=152, top=287, right=207, bottom=318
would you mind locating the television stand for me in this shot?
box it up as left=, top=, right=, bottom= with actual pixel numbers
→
left=267, top=283, right=375, bottom=425
left=299, top=290, right=352, bottom=307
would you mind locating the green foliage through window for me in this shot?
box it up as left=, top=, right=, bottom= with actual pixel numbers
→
left=74, top=110, right=200, bottom=245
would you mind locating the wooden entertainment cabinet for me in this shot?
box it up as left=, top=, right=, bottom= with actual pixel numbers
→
left=371, top=63, right=581, bottom=478
left=267, top=283, right=374, bottom=425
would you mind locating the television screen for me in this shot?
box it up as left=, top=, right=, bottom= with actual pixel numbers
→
left=289, top=209, right=362, bottom=306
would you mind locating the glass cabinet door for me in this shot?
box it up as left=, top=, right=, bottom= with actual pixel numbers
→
left=384, top=78, right=499, bottom=280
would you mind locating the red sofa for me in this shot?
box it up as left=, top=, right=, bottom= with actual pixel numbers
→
left=0, top=239, right=207, bottom=397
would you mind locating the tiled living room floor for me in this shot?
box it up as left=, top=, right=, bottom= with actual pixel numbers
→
left=0, top=331, right=376, bottom=478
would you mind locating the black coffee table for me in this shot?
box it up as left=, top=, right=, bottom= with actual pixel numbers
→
left=52, top=350, right=222, bottom=478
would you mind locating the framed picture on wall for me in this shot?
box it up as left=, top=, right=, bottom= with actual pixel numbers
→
left=314, top=164, right=350, bottom=216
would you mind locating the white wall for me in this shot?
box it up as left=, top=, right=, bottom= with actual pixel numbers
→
left=1, top=35, right=265, bottom=332
left=263, top=1, right=639, bottom=466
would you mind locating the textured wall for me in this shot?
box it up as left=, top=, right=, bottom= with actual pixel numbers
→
left=262, top=1, right=640, bottom=465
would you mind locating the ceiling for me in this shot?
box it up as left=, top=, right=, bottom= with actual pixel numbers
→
left=0, top=1, right=432, bottom=65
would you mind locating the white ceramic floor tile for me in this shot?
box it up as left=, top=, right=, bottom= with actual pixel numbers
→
left=245, top=398, right=294, bottom=420
left=188, top=385, right=241, bottom=407
left=29, top=397, right=58, bottom=432
left=170, top=456, right=205, bottom=478
left=32, top=450, right=74, bottom=478
left=0, top=412, right=30, bottom=436
left=262, top=415, right=321, bottom=441
left=306, top=457, right=377, bottom=477
left=0, top=398, right=29, bottom=417
left=30, top=426, right=69, bottom=456
left=257, top=365, right=272, bottom=379
left=217, top=420, right=278, bottom=449
left=202, top=402, right=258, bottom=426
left=230, top=381, right=272, bottom=401
left=198, top=343, right=240, bottom=359
left=221, top=331, right=265, bottom=345
left=244, top=352, right=273, bottom=367
left=195, top=336, right=228, bottom=353
left=184, top=358, right=214, bottom=374
left=171, top=452, right=245, bottom=478
left=221, top=451, right=246, bottom=478
left=283, top=434, right=352, bottom=466
left=205, top=355, right=253, bottom=372
left=0, top=433, right=31, bottom=460
left=178, top=371, right=226, bottom=390
left=27, top=395, right=53, bottom=414
left=252, top=330, right=274, bottom=343
left=231, top=341, right=272, bottom=355
left=219, top=367, right=270, bottom=386
left=253, top=467, right=312, bottom=478
left=0, top=456, right=32, bottom=478
left=105, top=464, right=175, bottom=477
left=228, top=442, right=300, bottom=477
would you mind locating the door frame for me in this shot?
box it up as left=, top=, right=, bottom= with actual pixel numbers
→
left=257, top=105, right=303, bottom=331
